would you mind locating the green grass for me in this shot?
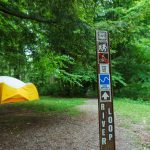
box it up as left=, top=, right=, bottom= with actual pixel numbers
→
left=0, top=97, right=85, bottom=132
left=0, top=97, right=85, bottom=114
left=114, top=98, right=150, bottom=130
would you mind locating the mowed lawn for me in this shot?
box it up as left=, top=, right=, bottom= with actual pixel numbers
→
left=114, top=98, right=150, bottom=131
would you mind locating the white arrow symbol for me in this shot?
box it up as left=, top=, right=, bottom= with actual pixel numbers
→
left=102, top=92, right=109, bottom=100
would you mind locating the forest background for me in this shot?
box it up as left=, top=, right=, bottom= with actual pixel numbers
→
left=0, top=0, right=150, bottom=100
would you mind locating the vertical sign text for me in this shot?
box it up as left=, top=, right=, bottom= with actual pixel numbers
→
left=96, top=30, right=116, bottom=150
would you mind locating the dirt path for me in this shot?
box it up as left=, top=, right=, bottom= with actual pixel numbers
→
left=0, top=99, right=149, bottom=150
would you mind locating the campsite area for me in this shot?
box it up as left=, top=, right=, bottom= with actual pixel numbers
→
left=0, top=97, right=150, bottom=150
left=0, top=0, right=150, bottom=150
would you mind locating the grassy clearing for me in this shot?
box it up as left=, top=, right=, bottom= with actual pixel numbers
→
left=0, top=97, right=85, bottom=129
left=114, top=98, right=150, bottom=130
left=0, top=97, right=85, bottom=114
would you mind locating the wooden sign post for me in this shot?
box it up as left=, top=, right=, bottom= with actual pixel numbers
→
left=96, top=30, right=116, bottom=150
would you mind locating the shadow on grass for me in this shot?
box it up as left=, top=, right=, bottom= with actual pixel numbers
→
left=0, top=97, right=85, bottom=133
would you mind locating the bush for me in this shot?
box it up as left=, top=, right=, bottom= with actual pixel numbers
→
left=119, top=83, right=150, bottom=101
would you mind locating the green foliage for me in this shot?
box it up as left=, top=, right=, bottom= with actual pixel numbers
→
left=94, top=0, right=150, bottom=100
left=0, top=0, right=150, bottom=99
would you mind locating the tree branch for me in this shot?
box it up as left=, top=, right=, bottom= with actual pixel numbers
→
left=0, top=1, right=56, bottom=24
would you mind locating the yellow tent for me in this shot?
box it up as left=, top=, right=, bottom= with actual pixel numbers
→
left=0, top=76, right=39, bottom=104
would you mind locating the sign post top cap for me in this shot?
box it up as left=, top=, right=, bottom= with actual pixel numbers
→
left=96, top=30, right=108, bottom=32
left=96, top=30, right=108, bottom=41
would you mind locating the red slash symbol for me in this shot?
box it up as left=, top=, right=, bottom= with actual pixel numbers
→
left=99, top=53, right=109, bottom=63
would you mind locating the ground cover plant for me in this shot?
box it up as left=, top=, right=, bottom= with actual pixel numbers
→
left=114, top=98, right=150, bottom=149
left=114, top=98, right=150, bottom=130
left=0, top=97, right=85, bottom=131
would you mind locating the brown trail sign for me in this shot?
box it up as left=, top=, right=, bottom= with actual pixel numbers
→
left=96, top=30, right=116, bottom=150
